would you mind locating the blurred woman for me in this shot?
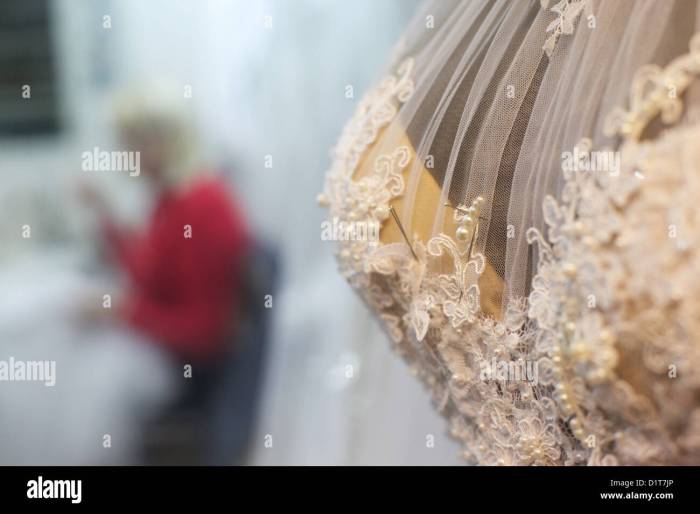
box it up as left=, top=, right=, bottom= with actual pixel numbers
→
left=80, top=83, right=252, bottom=462
left=83, top=83, right=251, bottom=364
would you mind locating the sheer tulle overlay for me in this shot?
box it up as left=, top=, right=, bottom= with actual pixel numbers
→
left=320, top=0, right=700, bottom=464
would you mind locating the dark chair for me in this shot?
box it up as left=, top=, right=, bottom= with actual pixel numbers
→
left=142, top=241, right=280, bottom=465
left=203, top=241, right=280, bottom=464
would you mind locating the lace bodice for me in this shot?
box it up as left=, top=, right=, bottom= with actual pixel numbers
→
left=320, top=1, right=700, bottom=465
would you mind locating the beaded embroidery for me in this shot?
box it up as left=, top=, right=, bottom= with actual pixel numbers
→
left=320, top=32, right=700, bottom=464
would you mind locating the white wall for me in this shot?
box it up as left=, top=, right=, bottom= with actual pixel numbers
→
left=0, top=0, right=462, bottom=465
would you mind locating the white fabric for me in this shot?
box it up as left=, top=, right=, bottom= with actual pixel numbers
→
left=0, top=251, right=173, bottom=464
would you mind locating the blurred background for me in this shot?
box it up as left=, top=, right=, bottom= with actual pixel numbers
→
left=0, top=0, right=461, bottom=465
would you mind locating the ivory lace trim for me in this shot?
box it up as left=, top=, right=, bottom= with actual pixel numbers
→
left=605, top=33, right=700, bottom=141
left=541, top=0, right=588, bottom=58
left=320, top=36, right=700, bottom=465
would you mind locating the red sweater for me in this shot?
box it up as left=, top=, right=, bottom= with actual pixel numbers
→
left=104, top=177, right=250, bottom=360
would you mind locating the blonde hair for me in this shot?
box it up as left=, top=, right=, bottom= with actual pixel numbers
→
left=111, top=80, right=199, bottom=186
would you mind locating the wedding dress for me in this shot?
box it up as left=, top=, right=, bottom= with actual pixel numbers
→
left=319, top=0, right=700, bottom=465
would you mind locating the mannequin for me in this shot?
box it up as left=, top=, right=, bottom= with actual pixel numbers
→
left=353, top=127, right=504, bottom=318
left=321, top=0, right=700, bottom=465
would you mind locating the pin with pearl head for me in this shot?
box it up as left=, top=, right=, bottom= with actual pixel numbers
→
left=444, top=196, right=485, bottom=261
left=444, top=196, right=485, bottom=302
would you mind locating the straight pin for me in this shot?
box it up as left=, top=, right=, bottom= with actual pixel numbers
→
left=389, top=205, right=418, bottom=261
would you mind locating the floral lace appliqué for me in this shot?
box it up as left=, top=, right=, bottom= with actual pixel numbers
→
left=605, top=33, right=700, bottom=141
left=321, top=38, right=700, bottom=465
left=542, top=0, right=588, bottom=58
